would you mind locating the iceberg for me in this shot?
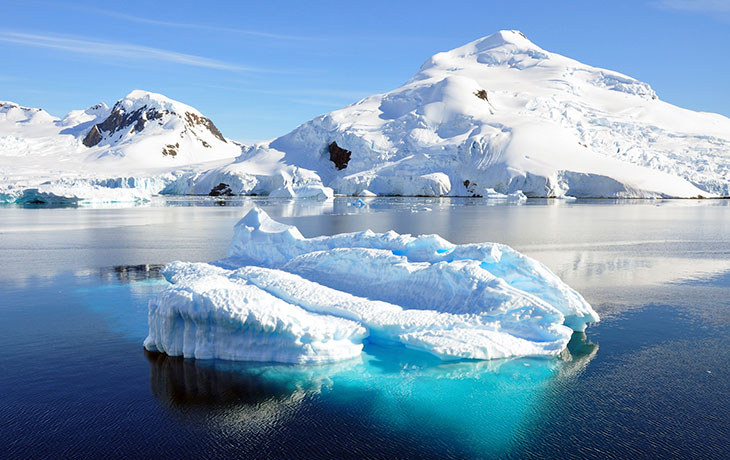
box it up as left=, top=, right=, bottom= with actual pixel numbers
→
left=145, top=208, right=599, bottom=363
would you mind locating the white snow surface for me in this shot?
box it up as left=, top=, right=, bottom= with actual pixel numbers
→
left=145, top=207, right=599, bottom=363
left=173, top=30, right=730, bottom=198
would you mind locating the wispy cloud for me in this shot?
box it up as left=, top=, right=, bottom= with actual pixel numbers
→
left=654, top=0, right=730, bottom=13
left=203, top=83, right=375, bottom=102
left=0, top=31, right=273, bottom=72
left=87, top=8, right=310, bottom=41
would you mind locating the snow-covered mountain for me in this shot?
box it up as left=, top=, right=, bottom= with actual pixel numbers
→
left=3, top=31, right=730, bottom=203
left=0, top=91, right=243, bottom=204
left=80, top=90, right=240, bottom=165
left=174, top=30, right=729, bottom=198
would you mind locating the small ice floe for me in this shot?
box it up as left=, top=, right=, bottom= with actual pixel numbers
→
left=349, top=198, right=367, bottom=208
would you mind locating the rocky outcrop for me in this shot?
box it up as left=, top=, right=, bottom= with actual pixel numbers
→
left=82, top=125, right=103, bottom=147
left=208, top=182, right=233, bottom=196
left=474, top=89, right=489, bottom=101
left=328, top=141, right=351, bottom=170
left=162, top=143, right=179, bottom=157
left=83, top=103, right=165, bottom=147
left=185, top=112, right=226, bottom=143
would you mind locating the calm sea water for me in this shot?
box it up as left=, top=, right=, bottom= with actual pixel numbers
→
left=1, top=197, right=729, bottom=459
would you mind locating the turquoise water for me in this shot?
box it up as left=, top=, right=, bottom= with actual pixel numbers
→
left=1, top=198, right=729, bottom=458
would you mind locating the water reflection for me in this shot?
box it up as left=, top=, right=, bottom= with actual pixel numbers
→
left=96, top=264, right=165, bottom=283
left=144, top=333, right=597, bottom=455
left=145, top=350, right=295, bottom=407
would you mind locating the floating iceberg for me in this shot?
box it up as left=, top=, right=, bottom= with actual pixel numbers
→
left=145, top=208, right=599, bottom=363
left=0, top=183, right=151, bottom=205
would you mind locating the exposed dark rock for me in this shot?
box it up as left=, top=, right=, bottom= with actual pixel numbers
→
left=474, top=89, right=489, bottom=101
left=82, top=103, right=166, bottom=147
left=185, top=112, right=226, bottom=143
left=328, top=141, right=351, bottom=170
left=162, top=142, right=179, bottom=157
left=463, top=179, right=482, bottom=197
left=209, top=182, right=233, bottom=196
left=99, top=104, right=161, bottom=135
left=83, top=125, right=103, bottom=147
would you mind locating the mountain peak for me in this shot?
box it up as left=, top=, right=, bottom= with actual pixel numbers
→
left=117, top=90, right=199, bottom=116
left=472, top=30, right=534, bottom=49
left=82, top=90, right=231, bottom=156
left=452, top=29, right=547, bottom=60
left=418, top=30, right=549, bottom=75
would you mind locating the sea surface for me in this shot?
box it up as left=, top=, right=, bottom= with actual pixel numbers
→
left=1, top=197, right=729, bottom=459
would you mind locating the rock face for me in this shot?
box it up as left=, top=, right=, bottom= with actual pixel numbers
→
left=328, top=141, right=351, bottom=170
left=82, top=125, right=102, bottom=147
left=208, top=182, right=233, bottom=196
left=185, top=112, right=226, bottom=143
left=82, top=106, right=162, bottom=147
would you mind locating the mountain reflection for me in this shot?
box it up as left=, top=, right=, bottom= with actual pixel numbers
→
left=98, top=264, right=164, bottom=283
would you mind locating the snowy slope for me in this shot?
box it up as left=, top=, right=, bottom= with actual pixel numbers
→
left=0, top=91, right=242, bottom=204
left=145, top=208, right=599, bottom=363
left=176, top=30, right=729, bottom=198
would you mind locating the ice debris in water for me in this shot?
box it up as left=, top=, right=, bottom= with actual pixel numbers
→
left=349, top=198, right=367, bottom=208
left=144, top=207, right=599, bottom=364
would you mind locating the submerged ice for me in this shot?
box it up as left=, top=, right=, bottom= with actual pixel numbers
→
left=144, top=208, right=599, bottom=363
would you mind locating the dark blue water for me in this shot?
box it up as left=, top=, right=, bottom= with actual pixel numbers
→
left=1, top=198, right=729, bottom=459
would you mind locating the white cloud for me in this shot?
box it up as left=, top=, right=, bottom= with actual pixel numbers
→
left=0, top=31, right=271, bottom=72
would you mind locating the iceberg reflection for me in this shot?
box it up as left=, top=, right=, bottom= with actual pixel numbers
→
left=145, top=333, right=597, bottom=455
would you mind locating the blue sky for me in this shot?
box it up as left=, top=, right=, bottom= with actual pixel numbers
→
left=2, top=0, right=729, bottom=142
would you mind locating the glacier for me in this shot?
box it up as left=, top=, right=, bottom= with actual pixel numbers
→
left=144, top=207, right=599, bottom=364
